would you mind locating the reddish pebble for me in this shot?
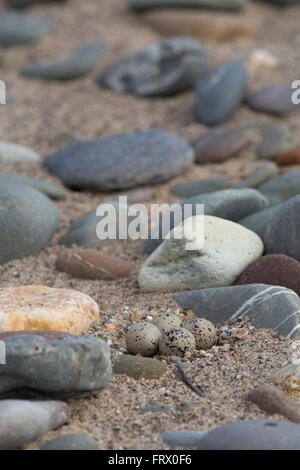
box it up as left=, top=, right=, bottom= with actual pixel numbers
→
left=276, top=147, right=300, bottom=166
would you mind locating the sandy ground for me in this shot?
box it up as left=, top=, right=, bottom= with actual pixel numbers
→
left=0, top=0, right=298, bottom=450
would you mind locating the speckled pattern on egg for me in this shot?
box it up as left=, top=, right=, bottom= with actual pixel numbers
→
left=184, top=318, right=217, bottom=350
left=153, top=312, right=182, bottom=333
left=126, top=321, right=161, bottom=357
left=159, top=327, right=196, bottom=358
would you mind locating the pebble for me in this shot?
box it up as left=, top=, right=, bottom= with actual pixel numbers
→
left=246, top=84, right=300, bottom=115
left=236, top=254, right=300, bottom=296
left=141, top=9, right=253, bottom=42
left=45, top=129, right=194, bottom=191
left=20, top=41, right=107, bottom=81
left=159, top=327, right=196, bottom=357
left=0, top=10, right=54, bottom=47
left=144, top=188, right=268, bottom=254
left=113, top=355, right=166, bottom=379
left=264, top=195, right=300, bottom=260
left=95, top=36, right=209, bottom=97
left=56, top=248, right=134, bottom=280
left=0, top=172, right=65, bottom=200
left=118, top=186, right=155, bottom=204
left=245, top=120, right=296, bottom=160
left=173, top=283, right=300, bottom=338
left=7, top=0, right=66, bottom=5
left=129, top=0, right=248, bottom=11
left=246, top=384, right=300, bottom=423
left=273, top=363, right=300, bottom=402
left=183, top=318, right=217, bottom=350
left=153, top=312, right=182, bottom=332
left=126, top=322, right=161, bottom=356
left=197, top=419, right=300, bottom=450
left=190, top=128, right=255, bottom=164
left=0, top=330, right=71, bottom=341
left=40, top=433, right=99, bottom=451
left=171, top=177, right=232, bottom=198
left=139, top=215, right=263, bottom=292
left=195, top=60, right=248, bottom=126
left=0, top=334, right=111, bottom=396
left=260, top=170, right=300, bottom=206
left=0, top=141, right=41, bottom=163
left=0, top=184, right=59, bottom=264
left=238, top=204, right=282, bottom=238
left=276, top=147, right=300, bottom=166
left=0, top=400, right=69, bottom=450
left=161, top=430, right=207, bottom=447
left=236, top=162, right=279, bottom=189
left=0, top=285, right=99, bottom=335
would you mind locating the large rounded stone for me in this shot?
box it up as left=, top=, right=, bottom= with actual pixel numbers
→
left=0, top=400, right=69, bottom=450
left=264, top=195, right=300, bottom=260
left=195, top=60, right=248, bottom=126
left=238, top=204, right=282, bottom=238
left=0, top=184, right=59, bottom=264
left=0, top=334, right=112, bottom=395
left=0, top=11, right=54, bottom=47
left=197, top=419, right=300, bottom=450
left=139, top=215, right=263, bottom=292
left=96, top=36, right=209, bottom=97
left=45, top=129, right=194, bottom=191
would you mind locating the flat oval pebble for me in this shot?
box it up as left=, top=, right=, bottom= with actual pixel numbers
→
left=184, top=318, right=217, bottom=349
left=0, top=400, right=69, bottom=450
left=190, top=128, right=254, bottom=164
left=276, top=147, right=300, bottom=166
left=45, top=129, right=194, bottom=191
left=197, top=419, right=300, bottom=450
left=96, top=36, right=209, bottom=97
left=195, top=60, right=248, bottom=126
left=153, top=312, right=182, bottom=332
left=0, top=183, right=59, bottom=264
left=159, top=327, right=196, bottom=357
left=0, top=285, right=99, bottom=334
left=129, top=0, right=248, bottom=11
left=139, top=215, right=264, bottom=292
left=56, top=248, right=134, bottom=280
left=0, top=334, right=111, bottom=395
left=246, top=84, right=300, bottom=115
left=236, top=162, right=279, bottom=189
left=0, top=172, right=65, bottom=200
left=126, top=322, right=161, bottom=356
left=162, top=430, right=207, bottom=447
left=0, top=11, right=54, bottom=47
left=0, top=141, right=41, bottom=163
left=113, top=355, right=166, bottom=379
left=40, top=433, right=99, bottom=451
left=235, top=254, right=300, bottom=296
left=171, top=177, right=232, bottom=198
left=20, top=41, right=107, bottom=81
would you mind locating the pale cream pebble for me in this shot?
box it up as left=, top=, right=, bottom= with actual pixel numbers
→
left=248, top=49, right=278, bottom=75
left=153, top=312, right=182, bottom=333
left=126, top=321, right=161, bottom=357
left=0, top=285, right=99, bottom=335
left=273, top=362, right=300, bottom=402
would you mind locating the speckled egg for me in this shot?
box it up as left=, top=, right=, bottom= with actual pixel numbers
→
left=159, top=327, right=196, bottom=358
left=184, top=318, right=217, bottom=350
left=153, top=312, right=182, bottom=333
left=126, top=321, right=161, bottom=357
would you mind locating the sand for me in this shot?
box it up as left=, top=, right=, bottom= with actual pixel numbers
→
left=0, top=0, right=298, bottom=450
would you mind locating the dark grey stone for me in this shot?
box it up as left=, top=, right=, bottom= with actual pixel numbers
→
left=162, top=430, right=207, bottom=447
left=0, top=173, right=65, bottom=200
left=45, top=129, right=194, bottom=191
left=259, top=170, right=300, bottom=206
left=171, top=177, right=232, bottom=198
left=0, top=11, right=54, bottom=47
left=0, top=183, right=59, bottom=264
left=143, top=188, right=268, bottom=253
left=197, top=419, right=300, bottom=450
left=129, top=0, right=248, bottom=11
left=264, top=195, right=300, bottom=261
left=96, top=36, right=209, bottom=97
left=0, top=334, right=112, bottom=396
left=20, top=41, right=107, bottom=81
left=40, top=433, right=99, bottom=451
left=0, top=400, right=69, bottom=450
left=246, top=84, right=300, bottom=115
left=173, top=284, right=300, bottom=338
left=195, top=60, right=248, bottom=126
left=238, top=204, right=282, bottom=238
left=236, top=162, right=279, bottom=189
left=191, top=128, right=253, bottom=164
